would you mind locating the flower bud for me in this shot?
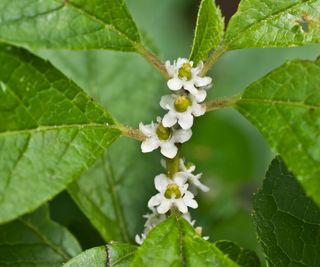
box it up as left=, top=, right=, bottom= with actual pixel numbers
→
left=178, top=63, right=192, bottom=80
left=174, top=95, right=192, bottom=112
left=185, top=161, right=195, bottom=170
left=156, top=123, right=171, bottom=140
left=164, top=183, right=182, bottom=199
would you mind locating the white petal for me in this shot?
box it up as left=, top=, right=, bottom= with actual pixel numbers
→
left=193, top=61, right=203, bottom=75
left=191, top=174, right=210, bottom=192
left=160, top=95, right=175, bottom=110
left=154, top=174, right=169, bottom=192
left=191, top=102, right=206, bottom=116
left=139, top=122, right=154, bottom=136
left=183, top=192, right=198, bottom=209
left=176, top=58, right=189, bottom=68
left=173, top=172, right=188, bottom=186
left=167, top=78, right=183, bottom=91
left=184, top=81, right=198, bottom=94
left=197, top=183, right=210, bottom=192
left=162, top=112, right=178, bottom=128
left=195, top=76, right=212, bottom=87
left=173, top=129, right=192, bottom=143
left=160, top=141, right=178, bottom=159
left=135, top=234, right=144, bottom=245
left=148, top=194, right=162, bottom=208
left=157, top=199, right=172, bottom=214
left=165, top=60, right=175, bottom=77
left=193, top=89, right=207, bottom=102
left=141, top=137, right=159, bottom=153
left=178, top=113, right=194, bottom=130
left=175, top=199, right=188, bottom=213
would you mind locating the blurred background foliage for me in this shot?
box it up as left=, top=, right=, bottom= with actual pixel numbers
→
left=36, top=0, right=320, bottom=263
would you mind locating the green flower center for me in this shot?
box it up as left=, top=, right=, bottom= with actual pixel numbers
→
left=174, top=95, right=192, bottom=112
left=164, top=183, right=182, bottom=199
left=178, top=63, right=192, bottom=80
left=156, top=123, right=171, bottom=140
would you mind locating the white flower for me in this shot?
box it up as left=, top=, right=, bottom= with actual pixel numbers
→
left=148, top=173, right=198, bottom=214
left=180, top=159, right=209, bottom=192
left=160, top=94, right=205, bottom=129
left=139, top=119, right=192, bottom=159
left=135, top=208, right=167, bottom=245
left=165, top=58, right=212, bottom=102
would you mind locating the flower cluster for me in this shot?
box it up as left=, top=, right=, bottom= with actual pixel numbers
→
left=137, top=58, right=212, bottom=244
left=140, top=58, right=211, bottom=158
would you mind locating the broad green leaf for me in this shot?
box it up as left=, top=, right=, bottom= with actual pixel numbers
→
left=0, top=44, right=120, bottom=224
left=189, top=0, right=224, bottom=63
left=0, top=0, right=140, bottom=51
left=39, top=50, right=163, bottom=242
left=225, top=0, right=320, bottom=49
left=131, top=216, right=240, bottom=267
left=254, top=157, right=320, bottom=267
left=215, top=241, right=260, bottom=267
left=235, top=59, right=320, bottom=206
left=63, top=242, right=136, bottom=267
left=0, top=205, right=81, bottom=267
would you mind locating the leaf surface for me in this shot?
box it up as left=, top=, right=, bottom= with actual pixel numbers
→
left=0, top=0, right=140, bottom=51
left=189, top=0, right=224, bottom=63
left=235, top=59, right=320, bottom=205
left=253, top=157, right=320, bottom=267
left=39, top=50, right=164, bottom=242
left=131, top=216, right=240, bottom=267
left=0, top=205, right=81, bottom=267
left=225, top=0, right=320, bottom=49
left=0, top=45, right=120, bottom=223
left=215, top=241, right=260, bottom=267
left=63, top=242, right=136, bottom=267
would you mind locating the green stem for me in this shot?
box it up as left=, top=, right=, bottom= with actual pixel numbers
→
left=135, top=44, right=170, bottom=80
left=204, top=95, right=240, bottom=112
left=200, top=44, right=227, bottom=76
left=166, top=154, right=180, bottom=178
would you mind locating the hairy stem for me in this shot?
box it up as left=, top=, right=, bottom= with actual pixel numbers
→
left=200, top=44, right=227, bottom=76
left=135, top=44, right=170, bottom=80
left=112, top=124, right=145, bottom=141
left=204, top=95, right=240, bottom=112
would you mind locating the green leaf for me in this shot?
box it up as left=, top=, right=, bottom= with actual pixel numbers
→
left=131, top=216, right=240, bottom=267
left=63, top=242, right=136, bottom=267
left=39, top=50, right=164, bottom=242
left=0, top=205, right=81, bottom=267
left=253, top=157, right=320, bottom=267
left=0, top=44, right=120, bottom=224
left=189, top=0, right=224, bottom=63
left=235, top=59, right=320, bottom=206
left=0, top=0, right=140, bottom=51
left=225, top=0, right=320, bottom=50
left=215, top=241, right=260, bottom=267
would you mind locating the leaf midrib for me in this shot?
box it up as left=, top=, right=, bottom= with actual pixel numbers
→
left=238, top=97, right=320, bottom=110
left=19, top=218, right=71, bottom=261
left=0, top=123, right=116, bottom=137
left=226, top=0, right=316, bottom=46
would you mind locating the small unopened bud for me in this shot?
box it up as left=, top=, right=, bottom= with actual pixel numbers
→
left=185, top=161, right=195, bottom=170
left=178, top=63, right=192, bottom=80
left=195, top=226, right=203, bottom=236
left=174, top=96, right=192, bottom=112
left=156, top=123, right=171, bottom=140
left=164, top=183, right=182, bottom=199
